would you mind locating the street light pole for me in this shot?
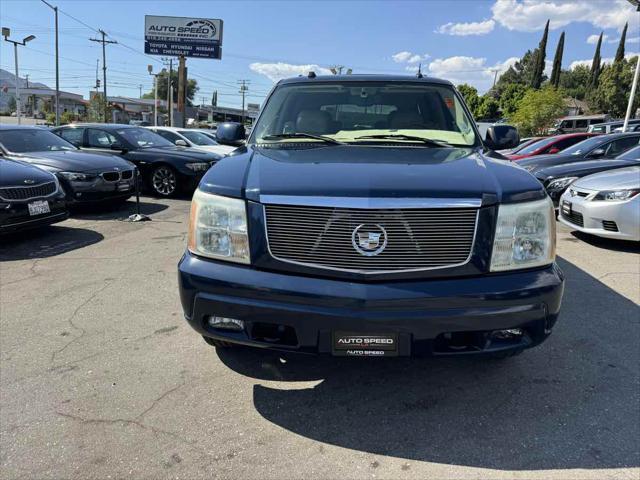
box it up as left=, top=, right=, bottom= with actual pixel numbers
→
left=2, top=28, right=36, bottom=125
left=41, top=0, right=59, bottom=126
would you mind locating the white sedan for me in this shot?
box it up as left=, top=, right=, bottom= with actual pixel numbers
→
left=147, top=126, right=235, bottom=156
left=559, top=166, right=640, bottom=241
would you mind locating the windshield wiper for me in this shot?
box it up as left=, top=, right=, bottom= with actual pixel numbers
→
left=261, top=133, right=346, bottom=145
left=353, top=134, right=452, bottom=147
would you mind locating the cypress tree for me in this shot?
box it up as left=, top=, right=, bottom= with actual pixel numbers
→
left=550, top=31, right=565, bottom=88
left=590, top=32, right=603, bottom=88
left=615, top=22, right=627, bottom=63
left=531, top=19, right=550, bottom=89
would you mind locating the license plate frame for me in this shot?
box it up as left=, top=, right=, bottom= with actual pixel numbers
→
left=27, top=200, right=50, bottom=216
left=332, top=332, right=398, bottom=357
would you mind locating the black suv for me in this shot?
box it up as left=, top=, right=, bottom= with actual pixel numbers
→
left=178, top=74, right=564, bottom=358
left=53, top=124, right=222, bottom=197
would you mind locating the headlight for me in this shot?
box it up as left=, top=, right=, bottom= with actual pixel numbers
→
left=185, top=162, right=210, bottom=172
left=59, top=171, right=97, bottom=182
left=188, top=190, right=250, bottom=264
left=546, top=177, right=578, bottom=191
left=592, top=189, right=640, bottom=201
left=490, top=197, right=556, bottom=272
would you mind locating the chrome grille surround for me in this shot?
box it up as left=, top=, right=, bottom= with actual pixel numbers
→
left=263, top=197, right=479, bottom=274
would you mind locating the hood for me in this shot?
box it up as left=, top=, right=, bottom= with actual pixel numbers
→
left=200, top=145, right=545, bottom=204
left=573, top=166, right=640, bottom=191
left=0, top=158, right=56, bottom=186
left=9, top=150, right=133, bottom=173
left=517, top=153, right=584, bottom=172
left=133, top=146, right=221, bottom=161
left=535, top=159, right=640, bottom=181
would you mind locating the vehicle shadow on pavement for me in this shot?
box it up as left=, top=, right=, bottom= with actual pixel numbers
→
left=570, top=231, right=640, bottom=254
left=69, top=199, right=169, bottom=221
left=0, top=226, right=104, bottom=261
left=216, top=257, right=639, bottom=471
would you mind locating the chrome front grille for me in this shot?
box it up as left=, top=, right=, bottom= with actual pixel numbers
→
left=0, top=181, right=57, bottom=201
left=101, top=170, right=134, bottom=182
left=264, top=204, right=478, bottom=273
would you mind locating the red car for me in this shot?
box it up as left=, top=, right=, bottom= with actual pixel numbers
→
left=507, top=133, right=600, bottom=160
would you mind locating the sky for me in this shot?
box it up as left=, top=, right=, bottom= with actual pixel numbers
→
left=0, top=0, right=638, bottom=109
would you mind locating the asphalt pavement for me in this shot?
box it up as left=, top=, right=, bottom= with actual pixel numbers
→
left=1, top=196, right=638, bottom=480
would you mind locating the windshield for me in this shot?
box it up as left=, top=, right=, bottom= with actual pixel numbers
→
left=0, top=129, right=77, bottom=153
left=516, top=137, right=556, bottom=155
left=252, top=81, right=478, bottom=147
left=561, top=136, right=606, bottom=155
left=179, top=130, right=218, bottom=146
left=117, top=127, right=173, bottom=148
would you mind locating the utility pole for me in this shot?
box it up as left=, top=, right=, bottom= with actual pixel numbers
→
left=2, top=28, right=36, bottom=125
left=90, top=30, right=117, bottom=123
left=138, top=84, right=143, bottom=98
left=238, top=80, right=250, bottom=124
left=177, top=55, right=186, bottom=128
left=161, top=58, right=174, bottom=126
left=41, top=0, right=59, bottom=125
left=623, top=55, right=640, bottom=132
left=490, top=68, right=499, bottom=88
left=25, top=74, right=29, bottom=88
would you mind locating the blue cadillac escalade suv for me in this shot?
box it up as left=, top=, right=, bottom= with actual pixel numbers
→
left=178, top=74, right=564, bottom=358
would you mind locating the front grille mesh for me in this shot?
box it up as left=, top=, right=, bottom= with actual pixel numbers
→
left=265, top=204, right=477, bottom=273
left=0, top=181, right=57, bottom=201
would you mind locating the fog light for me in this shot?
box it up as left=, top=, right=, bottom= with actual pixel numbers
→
left=207, top=316, right=244, bottom=331
left=492, top=328, right=523, bottom=340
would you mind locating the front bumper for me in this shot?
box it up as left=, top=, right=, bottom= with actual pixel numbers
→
left=0, top=196, right=68, bottom=234
left=61, top=176, right=135, bottom=204
left=559, top=194, right=640, bottom=241
left=178, top=252, right=565, bottom=356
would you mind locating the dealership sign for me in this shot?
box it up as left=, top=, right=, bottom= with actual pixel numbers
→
left=144, top=16, right=223, bottom=59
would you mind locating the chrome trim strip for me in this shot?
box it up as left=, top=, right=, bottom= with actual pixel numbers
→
left=0, top=181, right=59, bottom=203
left=260, top=195, right=482, bottom=209
left=263, top=205, right=479, bottom=275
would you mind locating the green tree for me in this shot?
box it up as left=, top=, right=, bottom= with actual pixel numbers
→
left=87, top=94, right=111, bottom=122
left=499, top=83, right=529, bottom=118
left=588, top=57, right=639, bottom=117
left=496, top=50, right=536, bottom=88
left=549, top=31, right=565, bottom=88
left=590, top=32, right=603, bottom=88
left=143, top=70, right=199, bottom=106
left=559, top=65, right=591, bottom=100
left=511, top=86, right=566, bottom=136
left=457, top=83, right=481, bottom=117
left=476, top=96, right=500, bottom=120
left=531, top=19, right=549, bottom=89
left=615, top=22, right=628, bottom=64
left=60, top=111, right=77, bottom=125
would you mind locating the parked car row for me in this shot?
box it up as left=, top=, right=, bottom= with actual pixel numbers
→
left=0, top=122, right=246, bottom=235
left=508, top=129, right=640, bottom=242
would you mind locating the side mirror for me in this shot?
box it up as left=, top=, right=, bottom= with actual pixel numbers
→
left=175, top=139, right=189, bottom=147
left=484, top=125, right=519, bottom=151
left=110, top=141, right=126, bottom=152
left=588, top=148, right=606, bottom=158
left=547, top=147, right=560, bottom=154
left=216, top=122, right=246, bottom=146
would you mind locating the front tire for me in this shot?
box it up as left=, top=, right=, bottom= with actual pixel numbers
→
left=150, top=165, right=178, bottom=197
